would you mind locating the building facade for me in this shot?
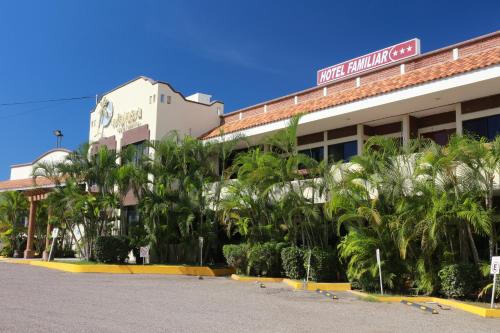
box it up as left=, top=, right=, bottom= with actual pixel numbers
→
left=89, top=76, right=224, bottom=230
left=1, top=30, right=499, bottom=259
left=90, top=76, right=223, bottom=153
left=0, top=148, right=70, bottom=259
left=201, top=32, right=500, bottom=169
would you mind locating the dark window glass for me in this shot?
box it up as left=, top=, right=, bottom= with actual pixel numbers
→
left=122, top=206, right=140, bottom=236
left=298, top=146, right=324, bottom=162
left=124, top=141, right=148, bottom=166
left=463, top=114, right=500, bottom=141
left=220, top=147, right=248, bottom=176
left=488, top=115, right=500, bottom=140
left=421, top=129, right=455, bottom=146
left=328, top=140, right=357, bottom=163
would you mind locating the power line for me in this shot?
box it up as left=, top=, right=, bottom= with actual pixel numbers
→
left=0, top=100, right=74, bottom=120
left=0, top=95, right=94, bottom=108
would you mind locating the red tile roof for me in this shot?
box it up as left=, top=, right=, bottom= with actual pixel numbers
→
left=0, top=177, right=59, bottom=192
left=201, top=47, right=500, bottom=140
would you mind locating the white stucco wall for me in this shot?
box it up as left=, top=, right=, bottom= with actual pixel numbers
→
left=155, top=83, right=222, bottom=140
left=10, top=149, right=70, bottom=180
left=89, top=77, right=159, bottom=150
left=89, top=77, right=223, bottom=150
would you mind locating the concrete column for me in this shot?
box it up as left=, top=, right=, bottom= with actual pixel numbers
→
left=402, top=115, right=410, bottom=144
left=455, top=103, right=463, bottom=135
left=357, top=124, right=364, bottom=156
left=323, top=131, right=328, bottom=163
left=23, top=199, right=37, bottom=259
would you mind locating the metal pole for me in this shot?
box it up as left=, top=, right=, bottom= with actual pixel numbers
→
left=199, top=237, right=204, bottom=267
left=305, top=249, right=311, bottom=290
left=48, top=229, right=58, bottom=262
left=491, top=273, right=497, bottom=309
left=377, top=248, right=384, bottom=295
left=378, top=263, right=384, bottom=295
left=200, top=245, right=203, bottom=267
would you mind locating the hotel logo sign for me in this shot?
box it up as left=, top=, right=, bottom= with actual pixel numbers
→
left=111, top=108, right=143, bottom=133
left=316, top=38, right=420, bottom=86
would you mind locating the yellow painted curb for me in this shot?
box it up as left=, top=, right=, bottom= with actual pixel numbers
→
left=349, top=290, right=500, bottom=318
left=231, top=274, right=284, bottom=283
left=5, top=259, right=234, bottom=276
left=283, top=278, right=351, bottom=291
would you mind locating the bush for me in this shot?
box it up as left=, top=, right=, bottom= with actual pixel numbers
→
left=222, top=244, right=248, bottom=274
left=0, top=244, right=12, bottom=257
left=304, top=248, right=337, bottom=282
left=54, top=247, right=75, bottom=258
left=281, top=246, right=306, bottom=280
left=247, top=242, right=286, bottom=277
left=115, top=236, right=131, bottom=263
left=95, top=236, right=131, bottom=264
left=438, top=264, right=480, bottom=298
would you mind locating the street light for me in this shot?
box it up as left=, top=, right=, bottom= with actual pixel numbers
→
left=53, top=130, right=63, bottom=148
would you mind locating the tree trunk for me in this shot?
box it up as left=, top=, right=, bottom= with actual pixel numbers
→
left=458, top=224, right=470, bottom=263
left=466, top=223, right=480, bottom=265
left=486, top=185, right=496, bottom=258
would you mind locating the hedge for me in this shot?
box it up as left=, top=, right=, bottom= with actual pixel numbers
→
left=438, top=264, right=480, bottom=298
left=247, top=242, right=287, bottom=276
left=95, top=236, right=131, bottom=264
left=222, top=244, right=248, bottom=274
left=281, top=246, right=337, bottom=282
left=281, top=246, right=306, bottom=280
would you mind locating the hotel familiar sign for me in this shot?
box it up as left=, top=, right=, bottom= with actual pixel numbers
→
left=317, top=38, right=420, bottom=85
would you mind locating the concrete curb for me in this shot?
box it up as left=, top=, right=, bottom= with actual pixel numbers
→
left=349, top=290, right=500, bottom=318
left=4, top=259, right=234, bottom=276
left=230, top=274, right=284, bottom=282
left=283, top=278, right=352, bottom=291
left=229, top=274, right=351, bottom=291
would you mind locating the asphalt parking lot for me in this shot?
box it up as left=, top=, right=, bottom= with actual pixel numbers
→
left=0, top=262, right=498, bottom=333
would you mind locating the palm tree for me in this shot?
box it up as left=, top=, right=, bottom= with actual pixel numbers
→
left=450, top=135, right=500, bottom=258
left=219, top=115, right=326, bottom=248
left=417, top=139, right=487, bottom=265
left=0, top=191, right=28, bottom=257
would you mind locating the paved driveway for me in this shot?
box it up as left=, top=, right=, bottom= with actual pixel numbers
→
left=0, top=262, right=498, bottom=332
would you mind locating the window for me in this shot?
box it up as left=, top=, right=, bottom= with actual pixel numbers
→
left=328, top=140, right=357, bottom=163
left=149, top=96, right=152, bottom=104
left=160, top=94, right=165, bottom=103
left=124, top=141, right=148, bottom=166
left=298, top=146, right=324, bottom=162
left=152, top=94, right=156, bottom=103
left=421, top=129, right=455, bottom=146
left=122, top=206, right=140, bottom=236
left=463, top=114, right=500, bottom=141
left=220, top=147, right=249, bottom=177
left=166, top=95, right=171, bottom=104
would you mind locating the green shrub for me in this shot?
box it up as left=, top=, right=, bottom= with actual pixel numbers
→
left=305, top=248, right=337, bottom=282
left=0, top=244, right=12, bottom=257
left=281, top=246, right=306, bottom=280
left=95, top=236, right=131, bottom=264
left=438, top=264, right=480, bottom=298
left=54, top=247, right=76, bottom=258
left=222, top=244, right=248, bottom=274
left=116, top=236, right=131, bottom=263
left=247, top=242, right=286, bottom=277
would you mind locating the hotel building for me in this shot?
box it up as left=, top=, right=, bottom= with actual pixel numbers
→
left=0, top=30, right=499, bottom=258
left=200, top=32, right=500, bottom=166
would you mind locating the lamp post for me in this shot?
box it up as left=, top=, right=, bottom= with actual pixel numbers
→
left=53, top=130, right=63, bottom=148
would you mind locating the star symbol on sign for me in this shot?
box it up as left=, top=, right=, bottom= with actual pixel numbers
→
left=400, top=48, right=405, bottom=54
left=393, top=50, right=398, bottom=56
left=407, top=45, right=413, bottom=52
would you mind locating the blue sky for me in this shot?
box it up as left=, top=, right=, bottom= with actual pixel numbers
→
left=0, top=0, right=499, bottom=179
